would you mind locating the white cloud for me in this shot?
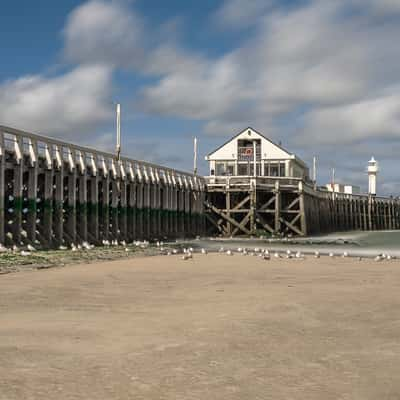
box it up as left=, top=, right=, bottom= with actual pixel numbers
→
left=63, top=0, right=144, bottom=68
left=214, top=0, right=274, bottom=28
left=0, top=64, right=113, bottom=138
left=140, top=0, right=400, bottom=146
left=302, top=93, right=400, bottom=145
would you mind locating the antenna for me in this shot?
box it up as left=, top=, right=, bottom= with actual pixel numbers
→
left=331, top=167, right=335, bottom=191
left=313, top=156, right=317, bottom=183
left=193, top=137, right=198, bottom=175
left=116, top=103, right=121, bottom=161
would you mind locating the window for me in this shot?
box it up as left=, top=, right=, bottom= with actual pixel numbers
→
left=226, top=164, right=234, bottom=176
left=249, top=163, right=261, bottom=176
left=279, top=163, right=285, bottom=177
left=216, top=163, right=226, bottom=176
left=270, top=163, right=279, bottom=176
left=264, top=164, right=269, bottom=176
left=238, top=164, right=248, bottom=175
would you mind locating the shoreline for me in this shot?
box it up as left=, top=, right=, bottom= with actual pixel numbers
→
left=1, top=242, right=398, bottom=276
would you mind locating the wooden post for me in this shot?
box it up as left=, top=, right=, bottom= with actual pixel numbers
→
left=13, top=136, right=23, bottom=245
left=53, top=164, right=64, bottom=247
left=42, top=168, right=53, bottom=246
left=226, top=180, right=231, bottom=236
left=249, top=178, right=256, bottom=235
left=65, top=164, right=77, bottom=244
left=89, top=174, right=99, bottom=243
left=119, top=179, right=127, bottom=241
left=78, top=171, right=88, bottom=242
left=111, top=180, right=119, bottom=240
left=27, top=142, right=38, bottom=244
left=299, top=181, right=307, bottom=236
left=274, top=180, right=281, bottom=234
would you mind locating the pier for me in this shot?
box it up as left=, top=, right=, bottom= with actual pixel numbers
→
left=0, top=126, right=206, bottom=248
left=205, top=176, right=400, bottom=236
left=0, top=124, right=398, bottom=247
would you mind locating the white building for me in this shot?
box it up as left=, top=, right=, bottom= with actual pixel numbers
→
left=205, top=127, right=309, bottom=179
left=367, top=157, right=378, bottom=196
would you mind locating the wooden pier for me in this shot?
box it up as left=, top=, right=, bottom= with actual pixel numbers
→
left=205, top=176, right=400, bottom=236
left=0, top=126, right=206, bottom=248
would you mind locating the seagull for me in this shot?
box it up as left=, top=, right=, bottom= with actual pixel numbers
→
left=20, top=250, right=30, bottom=256
left=286, top=250, right=292, bottom=256
left=295, top=251, right=303, bottom=259
left=374, top=255, right=382, bottom=262
left=219, top=247, right=225, bottom=253
left=201, top=248, right=207, bottom=254
left=387, top=255, right=392, bottom=260
left=71, top=244, right=77, bottom=252
left=12, top=244, right=18, bottom=253
left=59, top=245, right=67, bottom=250
left=329, top=252, right=334, bottom=258
left=167, top=251, right=172, bottom=256
left=254, top=247, right=260, bottom=253
left=172, top=249, right=178, bottom=254
left=226, top=250, right=233, bottom=256
left=82, top=241, right=91, bottom=250
left=274, top=252, right=280, bottom=258
left=237, top=247, right=243, bottom=253
left=27, top=244, right=36, bottom=252
left=120, top=240, right=126, bottom=247
left=314, top=251, right=320, bottom=258
left=182, top=252, right=193, bottom=260
left=125, top=248, right=129, bottom=252
left=342, top=251, right=349, bottom=258
left=263, top=253, right=270, bottom=260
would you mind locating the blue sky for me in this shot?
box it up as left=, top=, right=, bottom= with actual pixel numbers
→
left=1, top=0, right=400, bottom=194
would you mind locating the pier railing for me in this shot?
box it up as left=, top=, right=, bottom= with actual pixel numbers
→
left=0, top=125, right=206, bottom=247
left=0, top=125, right=205, bottom=190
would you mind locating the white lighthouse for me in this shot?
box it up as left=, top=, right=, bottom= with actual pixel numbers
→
left=367, top=157, right=378, bottom=196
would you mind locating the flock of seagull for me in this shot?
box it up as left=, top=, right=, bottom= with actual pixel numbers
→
left=175, top=246, right=395, bottom=263
left=0, top=238, right=395, bottom=263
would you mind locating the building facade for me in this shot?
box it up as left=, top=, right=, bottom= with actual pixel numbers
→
left=205, top=127, right=309, bottom=180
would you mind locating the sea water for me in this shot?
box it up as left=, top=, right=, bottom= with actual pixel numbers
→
left=178, top=230, right=400, bottom=258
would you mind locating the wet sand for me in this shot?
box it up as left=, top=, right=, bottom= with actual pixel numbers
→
left=1, top=254, right=400, bottom=399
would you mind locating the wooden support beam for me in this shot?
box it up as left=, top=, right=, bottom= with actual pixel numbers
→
left=206, top=202, right=251, bottom=235
left=232, top=211, right=251, bottom=236
left=255, top=211, right=274, bottom=234
left=280, top=213, right=303, bottom=236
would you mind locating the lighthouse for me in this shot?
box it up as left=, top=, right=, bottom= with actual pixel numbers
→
left=367, top=157, right=378, bottom=196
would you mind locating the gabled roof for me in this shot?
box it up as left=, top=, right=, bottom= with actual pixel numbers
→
left=206, top=127, right=308, bottom=168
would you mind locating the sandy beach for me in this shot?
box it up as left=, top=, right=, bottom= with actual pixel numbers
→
left=1, top=254, right=400, bottom=399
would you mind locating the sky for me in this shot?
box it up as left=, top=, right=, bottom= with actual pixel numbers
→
left=0, top=0, right=399, bottom=194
